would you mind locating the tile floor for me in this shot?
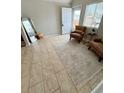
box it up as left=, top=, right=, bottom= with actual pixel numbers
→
left=21, top=35, right=103, bottom=93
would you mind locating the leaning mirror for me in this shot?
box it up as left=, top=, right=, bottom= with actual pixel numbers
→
left=21, top=17, right=37, bottom=43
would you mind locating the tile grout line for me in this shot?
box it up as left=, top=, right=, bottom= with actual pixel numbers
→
left=49, top=38, right=79, bottom=93
left=25, top=47, right=33, bottom=93
left=28, top=44, right=44, bottom=92
left=44, top=39, right=63, bottom=93
left=35, top=41, right=46, bottom=93
left=37, top=39, right=60, bottom=93
left=88, top=69, right=103, bottom=91
left=78, top=67, right=103, bottom=91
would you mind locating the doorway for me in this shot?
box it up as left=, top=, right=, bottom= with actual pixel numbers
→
left=62, top=7, right=72, bottom=35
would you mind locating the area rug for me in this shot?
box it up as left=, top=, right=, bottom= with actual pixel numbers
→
left=49, top=35, right=103, bottom=90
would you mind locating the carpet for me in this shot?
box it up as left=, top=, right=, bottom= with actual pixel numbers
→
left=49, top=35, right=103, bottom=90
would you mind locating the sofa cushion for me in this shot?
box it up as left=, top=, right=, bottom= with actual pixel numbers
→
left=70, top=33, right=82, bottom=39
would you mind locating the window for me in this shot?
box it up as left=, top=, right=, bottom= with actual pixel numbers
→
left=83, top=2, right=103, bottom=28
left=72, top=7, right=81, bottom=30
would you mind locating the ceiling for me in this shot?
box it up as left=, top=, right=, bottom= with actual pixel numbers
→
left=41, top=0, right=72, bottom=4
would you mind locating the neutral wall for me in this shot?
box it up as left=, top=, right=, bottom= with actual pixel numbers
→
left=21, top=0, right=70, bottom=35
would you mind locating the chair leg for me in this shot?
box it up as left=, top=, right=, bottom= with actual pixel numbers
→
left=88, top=46, right=91, bottom=50
left=98, top=57, right=103, bottom=62
left=70, top=36, right=71, bottom=40
left=78, top=40, right=81, bottom=43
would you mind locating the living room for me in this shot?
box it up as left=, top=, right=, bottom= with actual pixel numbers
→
left=2, top=0, right=124, bottom=93
left=21, top=0, right=103, bottom=45
left=21, top=0, right=103, bottom=93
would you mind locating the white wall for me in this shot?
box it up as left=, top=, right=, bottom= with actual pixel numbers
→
left=21, top=0, right=70, bottom=35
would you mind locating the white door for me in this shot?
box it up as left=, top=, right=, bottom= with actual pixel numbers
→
left=62, top=7, right=72, bottom=35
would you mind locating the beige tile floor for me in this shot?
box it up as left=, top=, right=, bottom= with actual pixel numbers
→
left=21, top=35, right=103, bottom=93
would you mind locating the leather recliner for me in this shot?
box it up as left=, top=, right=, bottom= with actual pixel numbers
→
left=70, top=26, right=87, bottom=43
left=88, top=38, right=103, bottom=62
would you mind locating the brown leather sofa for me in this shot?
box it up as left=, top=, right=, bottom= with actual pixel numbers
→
left=88, top=38, right=103, bottom=62
left=70, top=26, right=87, bottom=43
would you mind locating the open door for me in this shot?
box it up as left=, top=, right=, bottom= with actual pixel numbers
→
left=62, top=7, right=72, bottom=35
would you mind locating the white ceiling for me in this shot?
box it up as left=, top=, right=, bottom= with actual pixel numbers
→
left=42, top=0, right=72, bottom=4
